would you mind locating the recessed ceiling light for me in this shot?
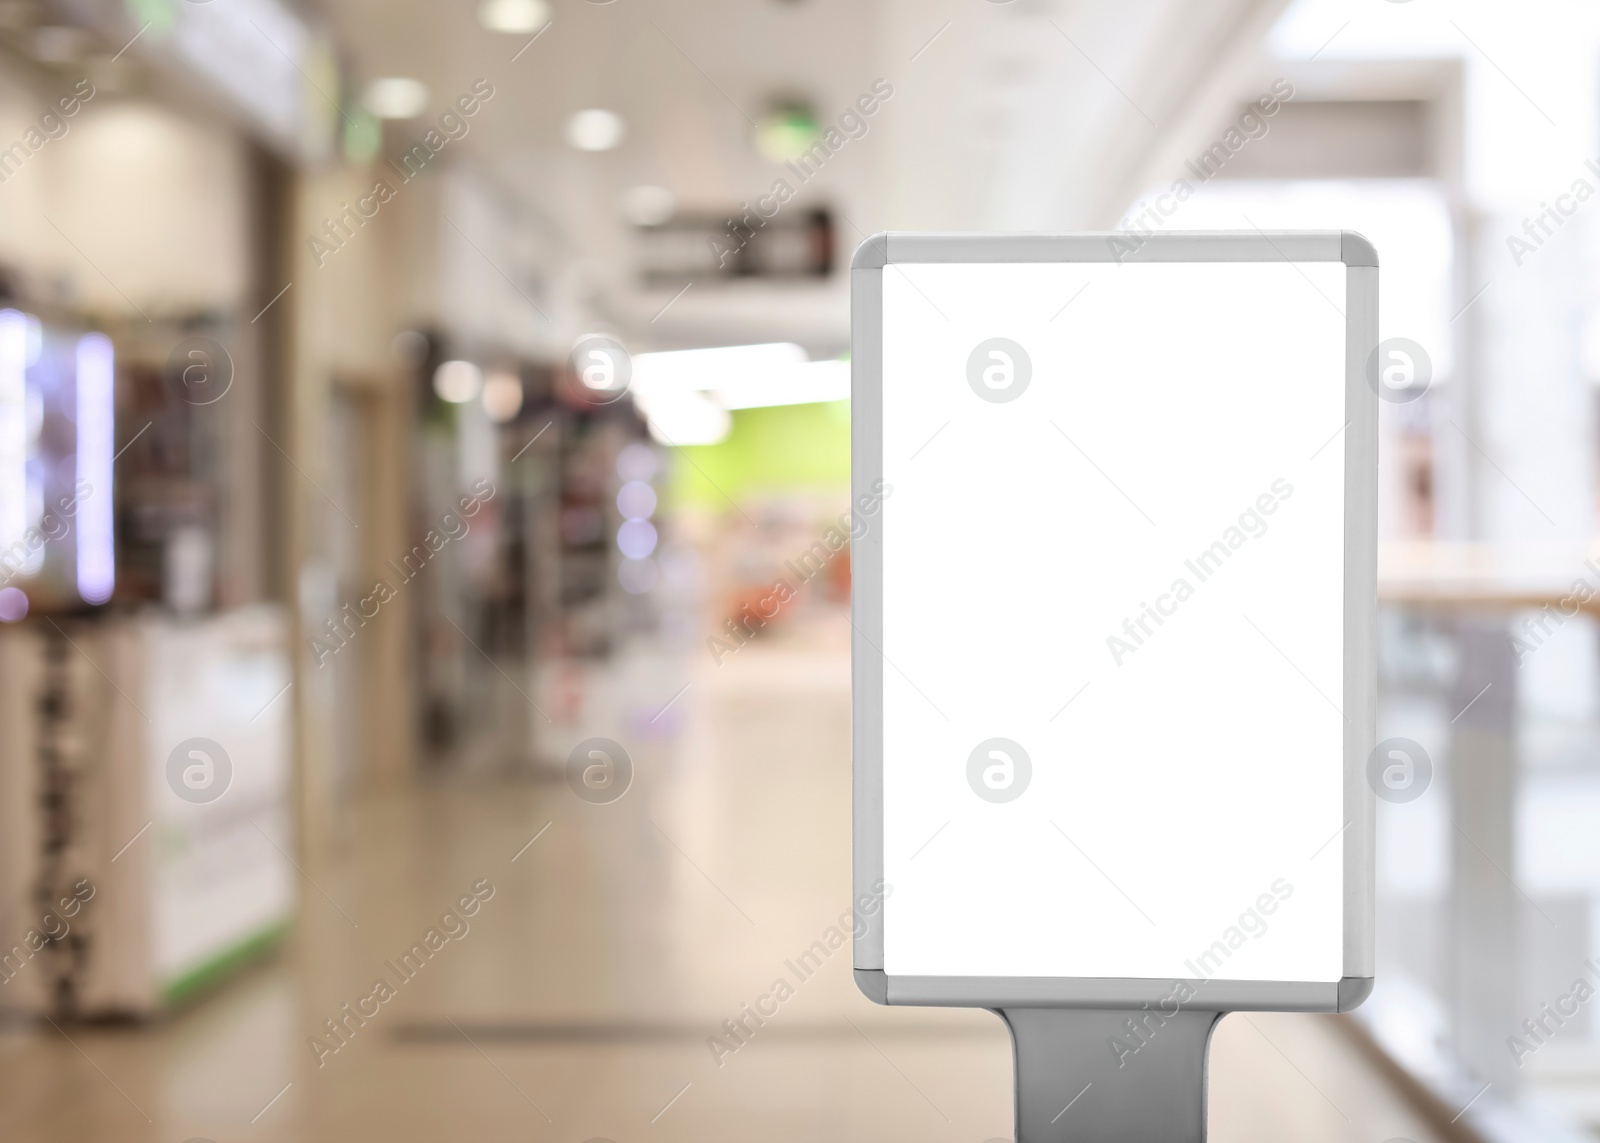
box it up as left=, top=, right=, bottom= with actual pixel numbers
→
left=565, top=108, right=626, bottom=152
left=478, top=0, right=551, bottom=34
left=433, top=360, right=483, bottom=404
left=621, top=185, right=676, bottom=227
left=364, top=77, right=430, bottom=120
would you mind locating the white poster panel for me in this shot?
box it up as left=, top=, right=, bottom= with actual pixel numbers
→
left=853, top=234, right=1377, bottom=1008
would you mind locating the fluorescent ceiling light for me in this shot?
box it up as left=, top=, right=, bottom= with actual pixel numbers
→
left=478, top=0, right=550, bottom=34
left=717, top=359, right=849, bottom=410
left=633, top=342, right=805, bottom=391
left=641, top=390, right=730, bottom=446
left=365, top=77, right=430, bottom=120
left=629, top=343, right=848, bottom=446
left=565, top=108, right=626, bottom=151
left=633, top=343, right=848, bottom=408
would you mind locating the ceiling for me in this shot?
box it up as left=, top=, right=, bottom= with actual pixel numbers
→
left=316, top=0, right=1295, bottom=355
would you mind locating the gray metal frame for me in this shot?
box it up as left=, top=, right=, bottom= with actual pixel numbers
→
left=850, top=231, right=1378, bottom=1012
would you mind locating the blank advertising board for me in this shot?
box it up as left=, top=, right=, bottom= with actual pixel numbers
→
left=851, top=232, right=1377, bottom=1012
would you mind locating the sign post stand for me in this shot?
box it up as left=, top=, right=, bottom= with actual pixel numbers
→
left=1000, top=1006, right=1221, bottom=1143
left=851, top=231, right=1379, bottom=1143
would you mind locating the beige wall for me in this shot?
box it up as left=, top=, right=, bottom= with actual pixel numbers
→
left=286, top=161, right=421, bottom=860
left=0, top=66, right=250, bottom=315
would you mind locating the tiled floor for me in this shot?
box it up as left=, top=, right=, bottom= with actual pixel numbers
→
left=0, top=638, right=1447, bottom=1142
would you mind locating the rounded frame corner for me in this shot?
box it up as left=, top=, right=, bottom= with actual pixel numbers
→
left=851, top=232, right=891, bottom=271
left=1337, top=976, right=1375, bottom=1012
left=854, top=968, right=891, bottom=1006
left=1341, top=231, right=1378, bottom=268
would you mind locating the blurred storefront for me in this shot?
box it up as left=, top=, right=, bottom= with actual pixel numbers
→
left=0, top=0, right=397, bottom=1017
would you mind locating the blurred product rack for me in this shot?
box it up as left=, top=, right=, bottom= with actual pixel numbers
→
left=403, top=336, right=663, bottom=780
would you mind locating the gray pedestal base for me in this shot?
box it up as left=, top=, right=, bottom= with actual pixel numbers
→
left=997, top=1007, right=1224, bottom=1143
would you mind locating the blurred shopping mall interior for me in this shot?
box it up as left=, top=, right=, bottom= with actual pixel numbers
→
left=2, top=0, right=1600, bottom=1139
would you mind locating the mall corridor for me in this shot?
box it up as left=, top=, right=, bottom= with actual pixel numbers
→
left=3, top=0, right=1600, bottom=1139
